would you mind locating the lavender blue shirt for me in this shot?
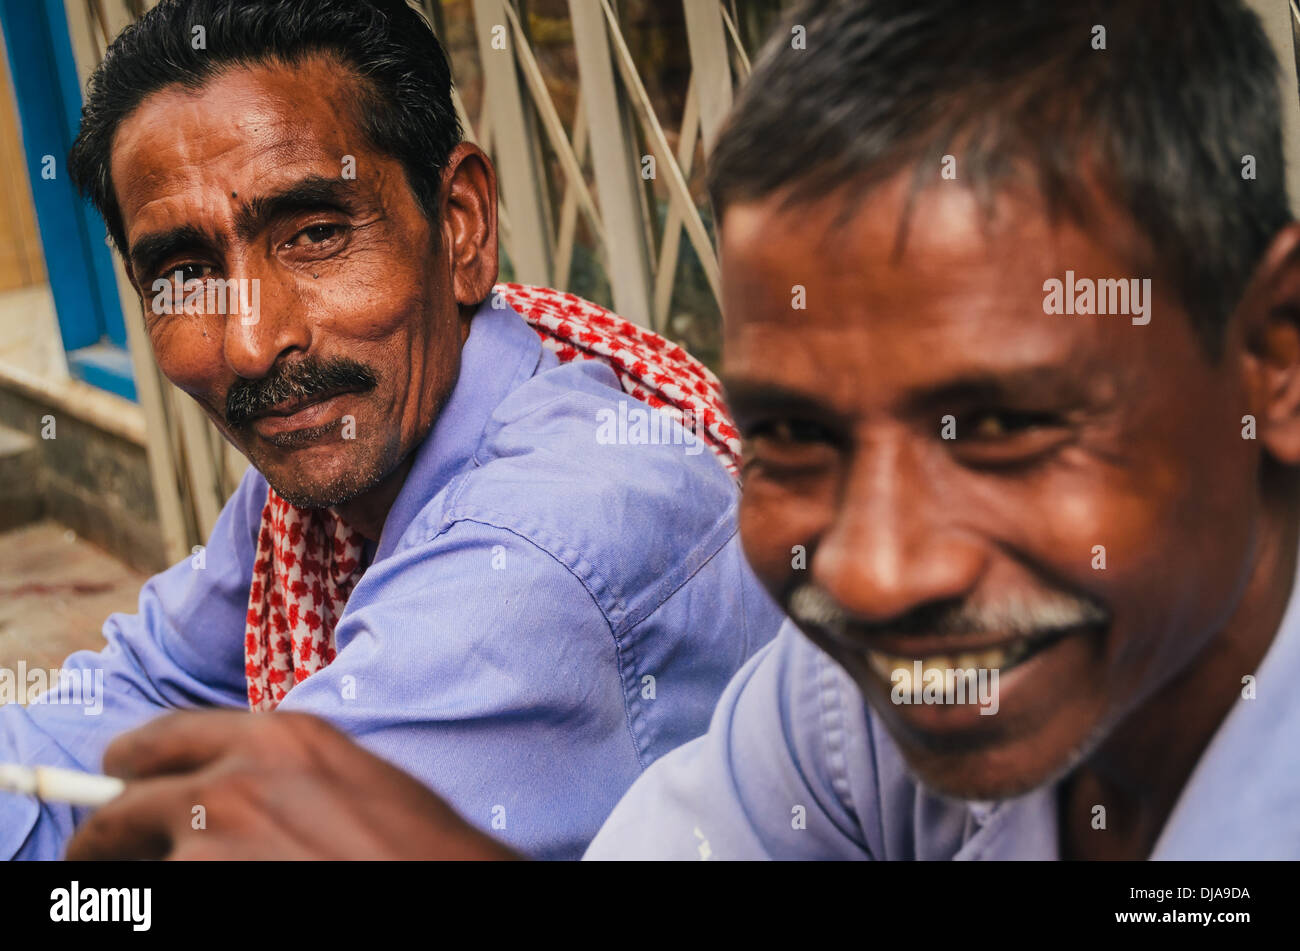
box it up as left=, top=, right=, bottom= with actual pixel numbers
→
left=0, top=300, right=784, bottom=860
left=587, top=568, right=1300, bottom=860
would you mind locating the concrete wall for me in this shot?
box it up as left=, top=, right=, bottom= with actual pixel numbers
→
left=0, top=381, right=166, bottom=574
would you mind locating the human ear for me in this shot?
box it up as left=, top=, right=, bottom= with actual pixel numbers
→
left=439, top=142, right=499, bottom=309
left=1239, top=222, right=1300, bottom=465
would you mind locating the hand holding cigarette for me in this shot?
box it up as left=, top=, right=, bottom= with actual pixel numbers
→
left=54, top=710, right=518, bottom=860
left=0, top=764, right=125, bottom=807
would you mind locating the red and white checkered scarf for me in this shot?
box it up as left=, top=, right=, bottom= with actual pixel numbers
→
left=244, top=284, right=740, bottom=710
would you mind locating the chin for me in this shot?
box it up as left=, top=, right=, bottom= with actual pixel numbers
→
left=269, top=480, right=361, bottom=510
left=871, top=694, right=1113, bottom=803
left=265, top=467, right=379, bottom=509
left=902, top=748, right=1068, bottom=802
left=256, top=445, right=396, bottom=509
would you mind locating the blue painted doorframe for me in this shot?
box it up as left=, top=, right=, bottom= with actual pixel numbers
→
left=0, top=0, right=136, bottom=400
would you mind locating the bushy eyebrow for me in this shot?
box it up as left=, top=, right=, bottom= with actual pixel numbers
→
left=722, top=377, right=851, bottom=428
left=128, top=224, right=224, bottom=281
left=127, top=176, right=358, bottom=279
left=724, top=364, right=1103, bottom=424
left=232, top=176, right=357, bottom=242
left=902, top=367, right=1100, bottom=415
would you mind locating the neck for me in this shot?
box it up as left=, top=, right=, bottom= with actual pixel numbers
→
left=1060, top=479, right=1299, bottom=860
left=331, top=454, right=416, bottom=542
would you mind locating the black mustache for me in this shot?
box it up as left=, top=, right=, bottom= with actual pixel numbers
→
left=226, top=357, right=378, bottom=427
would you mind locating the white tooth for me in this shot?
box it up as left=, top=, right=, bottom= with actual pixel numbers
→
left=920, top=655, right=953, bottom=676
left=891, top=660, right=914, bottom=695
left=866, top=650, right=895, bottom=680
left=977, top=648, right=1008, bottom=670
left=954, top=652, right=980, bottom=671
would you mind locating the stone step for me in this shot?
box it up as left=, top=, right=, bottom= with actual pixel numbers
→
left=0, top=423, right=42, bottom=532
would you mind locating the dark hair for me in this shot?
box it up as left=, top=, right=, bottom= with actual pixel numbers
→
left=707, top=0, right=1294, bottom=355
left=69, top=0, right=461, bottom=255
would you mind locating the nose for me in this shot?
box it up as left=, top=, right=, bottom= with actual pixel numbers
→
left=221, top=262, right=310, bottom=379
left=811, top=429, right=987, bottom=623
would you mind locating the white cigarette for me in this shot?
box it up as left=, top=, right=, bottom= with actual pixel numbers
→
left=0, top=763, right=125, bottom=807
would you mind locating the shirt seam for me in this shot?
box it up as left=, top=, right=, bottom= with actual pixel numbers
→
left=464, top=370, right=740, bottom=631
left=812, top=645, right=870, bottom=852
left=423, top=513, right=648, bottom=770
left=435, top=491, right=738, bottom=637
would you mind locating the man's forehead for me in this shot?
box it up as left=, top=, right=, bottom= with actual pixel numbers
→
left=727, top=177, right=1079, bottom=282
left=109, top=57, right=373, bottom=235
left=722, top=314, right=1108, bottom=420
left=718, top=178, right=1169, bottom=412
left=719, top=180, right=1052, bottom=354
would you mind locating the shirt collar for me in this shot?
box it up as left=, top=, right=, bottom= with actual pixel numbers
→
left=371, top=299, right=542, bottom=562
left=953, top=787, right=1059, bottom=860
left=1150, top=543, right=1300, bottom=858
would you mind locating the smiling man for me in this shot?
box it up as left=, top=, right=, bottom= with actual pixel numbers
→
left=587, top=0, right=1300, bottom=860
left=0, top=0, right=783, bottom=860
left=53, top=0, right=1300, bottom=862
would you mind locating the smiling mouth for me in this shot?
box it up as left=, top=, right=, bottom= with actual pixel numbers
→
left=247, top=389, right=363, bottom=445
left=859, top=625, right=1081, bottom=681
left=255, top=386, right=361, bottom=420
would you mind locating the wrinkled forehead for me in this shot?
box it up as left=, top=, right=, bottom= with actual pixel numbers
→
left=717, top=173, right=1196, bottom=408
left=721, top=170, right=1154, bottom=314
left=109, top=57, right=373, bottom=240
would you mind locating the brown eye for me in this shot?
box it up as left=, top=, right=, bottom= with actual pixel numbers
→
left=949, top=409, right=1071, bottom=468
left=963, top=411, right=1059, bottom=439
left=286, top=224, right=341, bottom=248
left=749, top=419, right=836, bottom=446
left=156, top=262, right=213, bottom=285
left=748, top=418, right=837, bottom=452
left=742, top=417, right=842, bottom=481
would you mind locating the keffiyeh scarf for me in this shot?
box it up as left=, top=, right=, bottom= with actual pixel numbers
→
left=243, top=284, right=740, bottom=710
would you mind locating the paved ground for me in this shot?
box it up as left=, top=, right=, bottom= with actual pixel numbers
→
left=0, top=521, right=144, bottom=704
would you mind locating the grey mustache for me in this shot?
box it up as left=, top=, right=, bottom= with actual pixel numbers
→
left=787, top=583, right=1109, bottom=641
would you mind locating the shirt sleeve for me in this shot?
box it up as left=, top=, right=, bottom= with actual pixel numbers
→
left=583, top=621, right=877, bottom=859
left=0, top=468, right=265, bottom=859
left=272, top=516, right=652, bottom=861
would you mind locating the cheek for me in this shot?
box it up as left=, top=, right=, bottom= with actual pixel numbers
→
left=313, top=264, right=439, bottom=351
left=1029, top=477, right=1155, bottom=569
left=739, top=477, right=836, bottom=589
left=150, top=317, right=228, bottom=397
left=1013, top=447, right=1258, bottom=634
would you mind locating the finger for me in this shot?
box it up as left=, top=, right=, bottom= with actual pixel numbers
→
left=102, top=710, right=265, bottom=779
left=64, top=774, right=196, bottom=861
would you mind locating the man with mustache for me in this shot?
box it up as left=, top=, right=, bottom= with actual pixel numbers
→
left=587, top=0, right=1300, bottom=860
left=0, top=0, right=784, bottom=860
left=60, top=0, right=1300, bottom=861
